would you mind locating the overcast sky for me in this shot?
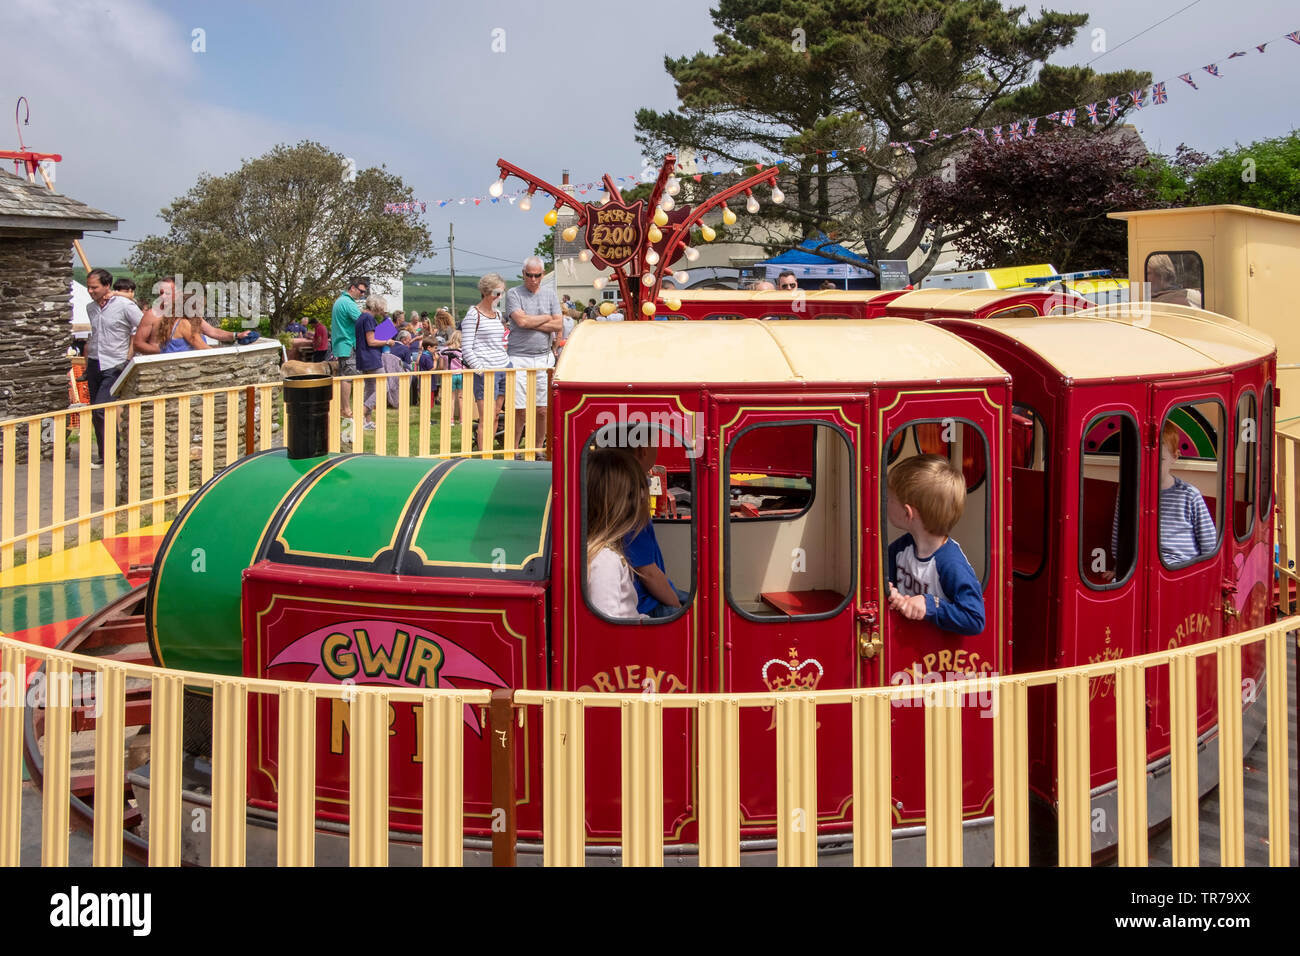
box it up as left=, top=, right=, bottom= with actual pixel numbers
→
left=2, top=0, right=1296, bottom=275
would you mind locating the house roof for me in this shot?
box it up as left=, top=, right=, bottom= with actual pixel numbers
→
left=0, top=168, right=120, bottom=233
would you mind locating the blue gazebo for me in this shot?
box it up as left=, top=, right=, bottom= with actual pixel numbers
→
left=756, top=236, right=877, bottom=290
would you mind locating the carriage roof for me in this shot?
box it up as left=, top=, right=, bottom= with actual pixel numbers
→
left=947, top=305, right=1275, bottom=381
left=884, top=287, right=1071, bottom=312
left=555, top=317, right=1008, bottom=385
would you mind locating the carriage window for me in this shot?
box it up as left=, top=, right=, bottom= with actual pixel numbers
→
left=1145, top=251, right=1204, bottom=308
left=1158, top=400, right=1224, bottom=570
left=987, top=305, right=1038, bottom=319
left=883, top=420, right=990, bottom=587
left=725, top=423, right=853, bottom=621
left=582, top=420, right=697, bottom=624
left=1260, top=382, right=1274, bottom=520
left=1080, top=412, right=1138, bottom=589
left=1234, top=392, right=1257, bottom=541
left=1012, top=405, right=1048, bottom=577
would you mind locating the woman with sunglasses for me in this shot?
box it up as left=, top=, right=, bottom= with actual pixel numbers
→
left=460, top=272, right=510, bottom=452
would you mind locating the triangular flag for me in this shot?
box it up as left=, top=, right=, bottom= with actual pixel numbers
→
left=1203, top=63, right=1222, bottom=77
left=1256, top=43, right=1268, bottom=53
left=1178, top=73, right=1198, bottom=89
left=1227, top=50, right=1247, bottom=58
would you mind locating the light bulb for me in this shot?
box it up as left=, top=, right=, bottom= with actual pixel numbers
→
left=700, top=224, right=716, bottom=242
left=664, top=177, right=680, bottom=196
left=746, top=195, right=760, bottom=214
left=645, top=249, right=660, bottom=266
left=660, top=194, right=675, bottom=212
left=665, top=297, right=681, bottom=311
left=721, top=204, right=737, bottom=226
left=599, top=301, right=616, bottom=316
left=770, top=185, right=784, bottom=204
left=674, top=271, right=689, bottom=285
left=489, top=179, right=504, bottom=198
left=518, top=193, right=532, bottom=212
left=641, top=301, right=656, bottom=317
left=647, top=224, right=663, bottom=243
left=593, top=275, right=607, bottom=290
left=683, top=246, right=700, bottom=262
left=561, top=225, right=578, bottom=242
left=653, top=207, right=669, bottom=228
left=578, top=249, right=591, bottom=262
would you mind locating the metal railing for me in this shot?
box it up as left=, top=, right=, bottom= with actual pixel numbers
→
left=0, top=366, right=541, bottom=570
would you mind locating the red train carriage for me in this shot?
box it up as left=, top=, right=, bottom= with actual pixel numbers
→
left=660, top=286, right=1089, bottom=322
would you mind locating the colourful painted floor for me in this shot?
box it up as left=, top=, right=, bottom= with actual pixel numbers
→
left=0, top=523, right=168, bottom=662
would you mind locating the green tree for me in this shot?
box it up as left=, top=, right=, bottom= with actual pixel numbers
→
left=635, top=0, right=1149, bottom=280
left=128, top=141, right=433, bottom=332
left=533, top=224, right=556, bottom=270
left=1182, top=133, right=1300, bottom=214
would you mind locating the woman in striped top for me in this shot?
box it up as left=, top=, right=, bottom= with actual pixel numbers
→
left=461, top=273, right=510, bottom=447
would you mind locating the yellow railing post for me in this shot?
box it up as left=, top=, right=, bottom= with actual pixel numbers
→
left=1055, top=671, right=1090, bottom=866
left=0, top=644, right=26, bottom=866
left=51, top=411, right=66, bottom=554
left=1265, top=626, right=1291, bottom=866
left=1114, top=661, right=1149, bottom=867
left=1168, top=653, right=1199, bottom=866
left=924, top=686, right=963, bottom=867
left=1216, top=643, right=1245, bottom=866
left=350, top=688, right=390, bottom=867
left=211, top=679, right=248, bottom=867
left=91, top=664, right=126, bottom=867
left=776, top=693, right=817, bottom=867
left=542, top=695, right=584, bottom=866
left=41, top=657, right=72, bottom=867
left=993, top=677, right=1029, bottom=867
left=277, top=685, right=317, bottom=866
left=2, top=422, right=16, bottom=570
left=422, top=692, right=465, bottom=867
left=620, top=695, right=663, bottom=867
left=697, top=697, right=740, bottom=867
left=852, top=692, right=892, bottom=867
left=148, top=673, right=183, bottom=867
left=126, top=402, right=141, bottom=532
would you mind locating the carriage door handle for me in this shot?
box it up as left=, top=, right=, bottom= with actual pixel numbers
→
left=856, top=602, right=882, bottom=660
left=1221, top=578, right=1239, bottom=620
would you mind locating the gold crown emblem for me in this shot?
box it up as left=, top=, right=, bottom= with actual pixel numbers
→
left=762, top=646, right=824, bottom=693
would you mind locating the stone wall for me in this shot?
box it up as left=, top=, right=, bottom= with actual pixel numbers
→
left=113, top=341, right=284, bottom=497
left=0, top=234, right=75, bottom=455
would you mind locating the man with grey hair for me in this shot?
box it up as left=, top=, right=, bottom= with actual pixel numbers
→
left=503, top=256, right=562, bottom=453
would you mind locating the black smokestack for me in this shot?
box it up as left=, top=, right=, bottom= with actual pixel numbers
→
left=283, top=375, right=333, bottom=459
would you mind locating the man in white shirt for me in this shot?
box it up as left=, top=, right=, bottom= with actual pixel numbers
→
left=84, top=268, right=143, bottom=466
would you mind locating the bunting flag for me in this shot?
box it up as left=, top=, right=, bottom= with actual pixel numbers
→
left=1152, top=81, right=1168, bottom=105
left=929, top=130, right=938, bottom=140
left=1257, top=43, right=1268, bottom=53
left=1128, top=88, right=1146, bottom=109
left=1106, top=96, right=1121, bottom=117
left=1289, top=31, right=1300, bottom=44
left=1203, top=63, right=1222, bottom=77
left=1026, top=117, right=1037, bottom=137
left=1009, top=121, right=1023, bottom=142
left=1086, top=102, right=1100, bottom=124
left=1228, top=50, right=1247, bottom=58
left=992, top=125, right=1004, bottom=145
left=1045, top=111, right=1061, bottom=122
left=973, top=128, right=988, bottom=143
left=1179, top=72, right=1199, bottom=89
left=1061, top=108, right=1076, bottom=128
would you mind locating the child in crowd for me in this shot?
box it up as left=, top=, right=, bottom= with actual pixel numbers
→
left=586, top=448, right=649, bottom=620
left=1156, top=421, right=1216, bottom=565
left=440, top=330, right=464, bottom=425
left=310, top=317, right=330, bottom=362
left=886, top=454, right=985, bottom=634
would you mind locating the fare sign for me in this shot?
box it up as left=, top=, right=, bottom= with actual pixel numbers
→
left=584, top=198, right=645, bottom=270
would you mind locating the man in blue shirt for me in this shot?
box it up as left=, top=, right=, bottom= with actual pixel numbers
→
left=331, top=276, right=369, bottom=420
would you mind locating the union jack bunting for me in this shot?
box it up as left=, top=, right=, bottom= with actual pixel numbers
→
left=1152, top=81, right=1167, bottom=105
left=929, top=130, right=939, bottom=140
left=903, top=142, right=915, bottom=154
left=1288, top=31, right=1300, bottom=44
left=973, top=128, right=988, bottom=143
left=992, top=125, right=1004, bottom=145
left=1061, top=108, right=1076, bottom=127
left=1026, top=118, right=1038, bottom=137
left=1203, top=63, right=1222, bottom=77
left=1256, top=43, right=1268, bottom=53
left=1009, top=121, right=1022, bottom=142
left=1107, top=96, right=1121, bottom=117
left=1227, top=51, right=1247, bottom=58
left=1086, top=102, right=1100, bottom=124
left=1129, top=88, right=1146, bottom=109
left=1045, top=111, right=1060, bottom=122
left=1178, top=73, right=1198, bottom=89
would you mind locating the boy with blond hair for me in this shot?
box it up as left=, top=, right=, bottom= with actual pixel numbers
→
left=886, top=454, right=985, bottom=634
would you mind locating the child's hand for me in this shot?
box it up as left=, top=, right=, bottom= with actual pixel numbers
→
left=890, top=589, right=927, bottom=621
left=888, top=583, right=905, bottom=610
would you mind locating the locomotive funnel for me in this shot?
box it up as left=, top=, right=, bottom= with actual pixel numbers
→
left=283, top=374, right=332, bottom=459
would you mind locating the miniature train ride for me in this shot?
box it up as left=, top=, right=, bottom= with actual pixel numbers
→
left=23, top=205, right=1291, bottom=865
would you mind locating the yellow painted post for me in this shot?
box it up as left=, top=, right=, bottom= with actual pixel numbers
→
left=51, top=413, right=65, bottom=553
left=211, top=679, right=248, bottom=867
left=924, top=687, right=963, bottom=867
left=1114, top=662, right=1149, bottom=867
left=350, top=380, right=364, bottom=453
left=417, top=375, right=431, bottom=458
left=479, top=372, right=496, bottom=457
left=1, top=423, right=13, bottom=570
left=0, top=643, right=26, bottom=866
left=77, top=413, right=90, bottom=547
left=103, top=405, right=117, bottom=535
left=1265, top=627, right=1291, bottom=866
left=175, top=396, right=190, bottom=506
left=374, top=376, right=389, bottom=456
left=503, top=370, right=518, bottom=460
left=350, top=689, right=390, bottom=867
left=523, top=369, right=537, bottom=461
left=542, top=696, right=585, bottom=866
left=621, top=696, right=664, bottom=867
left=1216, top=644, right=1244, bottom=866
left=151, top=398, right=166, bottom=527
left=259, top=386, right=272, bottom=449
left=278, top=685, right=317, bottom=866
left=993, top=677, right=1030, bottom=867
left=149, top=673, right=183, bottom=867
left=776, top=694, right=817, bottom=867
left=92, top=664, right=125, bottom=867
left=459, top=377, right=474, bottom=456
left=438, top=372, right=453, bottom=457
left=126, top=402, right=141, bottom=532
left=1055, top=671, right=1091, bottom=867
left=422, top=693, right=464, bottom=867
left=200, top=394, right=215, bottom=485
left=1168, top=653, right=1199, bottom=866
left=397, top=375, right=411, bottom=458
left=1281, top=445, right=1293, bottom=614
left=25, top=420, right=40, bottom=562
left=852, top=692, right=892, bottom=867
left=697, top=697, right=740, bottom=867
left=42, top=657, right=72, bottom=867
left=224, top=389, right=239, bottom=467
left=328, top=380, right=341, bottom=454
